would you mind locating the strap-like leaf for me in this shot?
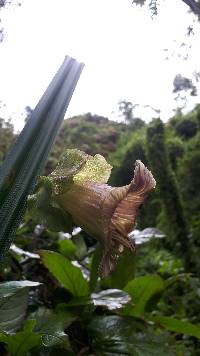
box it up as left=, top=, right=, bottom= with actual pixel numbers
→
left=0, top=56, right=84, bottom=263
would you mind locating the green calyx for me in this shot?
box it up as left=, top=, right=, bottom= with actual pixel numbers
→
left=28, top=149, right=112, bottom=232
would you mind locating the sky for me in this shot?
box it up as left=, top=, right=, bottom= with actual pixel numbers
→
left=0, top=0, right=200, bottom=132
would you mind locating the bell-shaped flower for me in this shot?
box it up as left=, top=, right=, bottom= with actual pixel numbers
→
left=29, top=149, right=156, bottom=277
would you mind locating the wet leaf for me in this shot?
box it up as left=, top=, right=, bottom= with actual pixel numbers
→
left=88, top=316, right=173, bottom=355
left=91, top=289, right=130, bottom=310
left=10, top=244, right=40, bottom=260
left=0, top=281, right=41, bottom=332
left=30, top=307, right=74, bottom=349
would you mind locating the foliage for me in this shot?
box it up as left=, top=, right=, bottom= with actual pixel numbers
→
left=131, top=0, right=200, bottom=18
left=174, top=117, right=198, bottom=139
left=178, top=131, right=200, bottom=223
left=46, top=113, right=125, bottom=173
left=0, top=118, right=15, bottom=165
left=166, top=136, right=184, bottom=170
left=146, top=119, right=191, bottom=262
left=117, top=100, right=146, bottom=128
left=173, top=74, right=197, bottom=97
left=1, top=102, right=200, bottom=353
left=0, top=222, right=200, bottom=354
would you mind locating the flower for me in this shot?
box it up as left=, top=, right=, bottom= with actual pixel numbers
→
left=29, top=149, right=156, bottom=278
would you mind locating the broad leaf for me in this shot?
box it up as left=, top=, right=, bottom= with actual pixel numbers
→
left=91, top=289, right=130, bottom=310
left=0, top=320, right=41, bottom=356
left=88, top=316, right=173, bottom=355
left=63, top=289, right=130, bottom=310
left=0, top=281, right=41, bottom=332
left=124, top=275, right=164, bottom=316
left=152, top=316, right=200, bottom=339
left=102, top=250, right=136, bottom=290
left=40, top=250, right=89, bottom=296
left=58, top=239, right=76, bottom=258
left=88, top=315, right=145, bottom=338
left=30, top=307, right=75, bottom=349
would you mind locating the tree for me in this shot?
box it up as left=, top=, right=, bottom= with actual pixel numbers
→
left=173, top=74, right=197, bottom=97
left=175, top=117, right=198, bottom=139
left=0, top=0, right=21, bottom=43
left=118, top=100, right=145, bottom=129
left=132, top=0, right=200, bottom=18
left=0, top=117, right=15, bottom=165
left=146, top=118, right=191, bottom=267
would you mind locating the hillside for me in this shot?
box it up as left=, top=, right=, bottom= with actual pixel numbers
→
left=46, top=113, right=126, bottom=173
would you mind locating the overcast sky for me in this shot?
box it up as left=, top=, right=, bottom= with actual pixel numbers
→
left=0, top=0, right=200, bottom=131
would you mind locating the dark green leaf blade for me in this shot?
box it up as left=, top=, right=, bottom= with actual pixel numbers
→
left=152, top=316, right=200, bottom=339
left=58, top=239, right=77, bottom=259
left=89, top=243, right=102, bottom=292
left=124, top=275, right=164, bottom=316
left=1, top=320, right=41, bottom=356
left=0, top=281, right=41, bottom=332
left=88, top=316, right=174, bottom=356
left=0, top=56, right=84, bottom=263
left=102, top=250, right=136, bottom=290
left=30, top=307, right=74, bottom=349
left=40, top=250, right=89, bottom=297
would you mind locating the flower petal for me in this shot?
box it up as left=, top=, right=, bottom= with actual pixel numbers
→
left=99, top=160, right=156, bottom=277
left=110, top=160, right=156, bottom=239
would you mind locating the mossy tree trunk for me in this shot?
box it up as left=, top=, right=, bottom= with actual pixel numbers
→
left=146, top=118, right=191, bottom=269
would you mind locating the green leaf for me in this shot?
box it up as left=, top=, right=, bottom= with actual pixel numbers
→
left=40, top=250, right=89, bottom=296
left=0, top=281, right=41, bottom=332
left=164, top=273, right=190, bottom=289
left=102, top=250, right=136, bottom=290
left=1, top=320, right=41, bottom=356
left=73, top=234, right=87, bottom=260
left=89, top=244, right=102, bottom=292
left=88, top=315, right=145, bottom=338
left=152, top=316, right=200, bottom=339
left=91, top=289, right=130, bottom=310
left=88, top=316, right=173, bottom=355
left=28, top=181, right=74, bottom=232
left=30, top=307, right=75, bottom=349
left=124, top=275, right=164, bottom=316
left=58, top=239, right=76, bottom=258
left=0, top=56, right=84, bottom=263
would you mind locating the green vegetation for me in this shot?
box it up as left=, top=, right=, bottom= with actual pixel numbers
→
left=0, top=118, right=15, bottom=165
left=46, top=113, right=125, bottom=173
left=0, top=105, right=200, bottom=354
